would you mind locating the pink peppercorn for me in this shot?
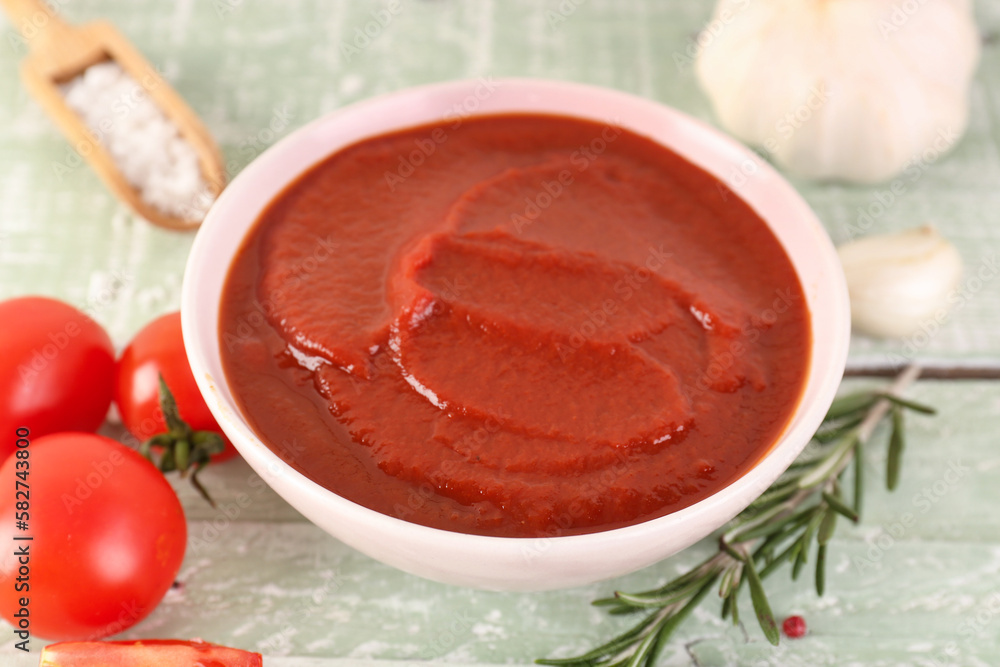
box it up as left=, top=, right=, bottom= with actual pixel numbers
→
left=782, top=615, right=807, bottom=639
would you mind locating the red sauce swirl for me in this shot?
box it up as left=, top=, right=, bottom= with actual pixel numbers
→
left=220, top=114, right=810, bottom=537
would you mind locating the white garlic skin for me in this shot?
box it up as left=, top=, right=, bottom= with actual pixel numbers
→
left=694, top=0, right=980, bottom=183
left=838, top=226, right=963, bottom=339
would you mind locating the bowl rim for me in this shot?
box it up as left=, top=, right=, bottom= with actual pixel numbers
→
left=183, top=77, right=850, bottom=563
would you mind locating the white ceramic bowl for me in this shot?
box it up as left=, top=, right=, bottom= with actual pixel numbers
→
left=182, top=78, right=850, bottom=592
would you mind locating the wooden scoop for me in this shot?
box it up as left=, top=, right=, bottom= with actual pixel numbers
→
left=0, top=0, right=226, bottom=230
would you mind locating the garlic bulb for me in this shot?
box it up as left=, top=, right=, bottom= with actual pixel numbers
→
left=694, top=0, right=980, bottom=183
left=838, top=226, right=963, bottom=338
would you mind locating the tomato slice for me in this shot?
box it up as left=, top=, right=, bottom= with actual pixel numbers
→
left=39, top=639, right=263, bottom=666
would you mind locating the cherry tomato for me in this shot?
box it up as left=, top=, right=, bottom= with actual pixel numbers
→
left=40, top=639, right=262, bottom=666
left=115, top=312, right=237, bottom=461
left=0, top=296, right=115, bottom=461
left=0, top=432, right=187, bottom=640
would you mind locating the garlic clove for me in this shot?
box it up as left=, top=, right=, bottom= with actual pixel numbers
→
left=838, top=226, right=963, bottom=339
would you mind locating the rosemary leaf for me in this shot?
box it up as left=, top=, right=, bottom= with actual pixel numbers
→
left=719, top=539, right=746, bottom=562
left=743, top=480, right=800, bottom=513
left=792, top=511, right=823, bottom=581
left=813, top=415, right=865, bottom=444
left=759, top=536, right=805, bottom=579
left=791, top=538, right=808, bottom=581
left=887, top=406, right=905, bottom=491
left=646, top=580, right=716, bottom=665
left=815, top=544, right=828, bottom=597
left=614, top=576, right=708, bottom=608
left=718, top=565, right=737, bottom=599
left=822, top=491, right=859, bottom=523
left=623, top=616, right=665, bottom=667
left=535, top=613, right=661, bottom=665
left=754, top=510, right=818, bottom=562
left=876, top=392, right=936, bottom=415
left=619, top=580, right=717, bottom=667
left=818, top=508, right=838, bottom=545
left=797, top=431, right=858, bottom=489
left=745, top=556, right=780, bottom=646
left=607, top=556, right=719, bottom=602
left=825, top=391, right=876, bottom=420
left=732, top=505, right=815, bottom=543
left=854, top=440, right=864, bottom=516
left=592, top=598, right=622, bottom=607
left=607, top=607, right=643, bottom=617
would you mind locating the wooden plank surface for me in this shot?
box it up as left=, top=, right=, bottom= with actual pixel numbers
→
left=5, top=380, right=999, bottom=666
left=110, top=379, right=1000, bottom=665
left=1, top=1, right=999, bottom=665
left=2, top=0, right=999, bottom=366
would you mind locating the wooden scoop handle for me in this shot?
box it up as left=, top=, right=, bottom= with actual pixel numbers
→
left=0, top=0, right=106, bottom=79
left=0, top=0, right=75, bottom=43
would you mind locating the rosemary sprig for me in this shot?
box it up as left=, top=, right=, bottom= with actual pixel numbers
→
left=537, top=365, right=933, bottom=667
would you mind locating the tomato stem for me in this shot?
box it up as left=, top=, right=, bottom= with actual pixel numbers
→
left=139, top=375, right=223, bottom=506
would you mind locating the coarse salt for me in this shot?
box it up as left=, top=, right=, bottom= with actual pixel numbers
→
left=60, top=61, right=215, bottom=222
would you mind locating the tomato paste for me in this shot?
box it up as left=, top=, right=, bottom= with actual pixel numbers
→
left=220, top=113, right=810, bottom=538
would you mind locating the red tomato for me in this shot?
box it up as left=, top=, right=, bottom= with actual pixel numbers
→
left=40, top=639, right=262, bottom=666
left=0, top=297, right=115, bottom=461
left=0, top=433, right=186, bottom=640
left=115, top=312, right=237, bottom=461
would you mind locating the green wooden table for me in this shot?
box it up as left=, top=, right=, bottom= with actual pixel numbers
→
left=2, top=1, right=1000, bottom=665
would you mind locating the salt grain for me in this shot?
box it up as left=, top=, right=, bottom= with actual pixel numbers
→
left=60, top=61, right=215, bottom=222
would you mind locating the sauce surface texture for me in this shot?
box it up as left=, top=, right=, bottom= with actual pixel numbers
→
left=219, top=114, right=811, bottom=538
